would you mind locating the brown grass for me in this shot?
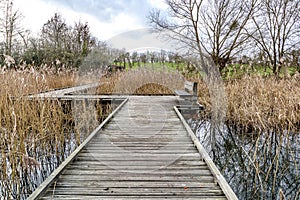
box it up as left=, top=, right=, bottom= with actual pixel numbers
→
left=193, top=74, right=300, bottom=133
left=97, top=68, right=184, bottom=95
left=98, top=69, right=300, bottom=133
left=0, top=69, right=76, bottom=96
left=0, top=69, right=78, bottom=199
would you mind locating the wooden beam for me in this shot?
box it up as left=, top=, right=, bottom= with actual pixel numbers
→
left=27, top=98, right=128, bottom=200
left=174, top=106, right=238, bottom=200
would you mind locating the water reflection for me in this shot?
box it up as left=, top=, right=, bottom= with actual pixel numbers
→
left=0, top=99, right=118, bottom=200
left=184, top=112, right=300, bottom=200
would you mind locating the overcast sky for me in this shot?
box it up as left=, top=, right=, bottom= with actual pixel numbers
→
left=14, top=0, right=168, bottom=40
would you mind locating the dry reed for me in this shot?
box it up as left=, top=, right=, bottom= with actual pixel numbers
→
left=0, top=69, right=89, bottom=199
left=188, top=74, right=299, bottom=199
left=189, top=74, right=300, bottom=134
left=97, top=67, right=184, bottom=95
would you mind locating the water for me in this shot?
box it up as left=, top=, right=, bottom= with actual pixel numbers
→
left=185, top=113, right=300, bottom=200
left=1, top=100, right=298, bottom=199
left=0, top=99, right=120, bottom=199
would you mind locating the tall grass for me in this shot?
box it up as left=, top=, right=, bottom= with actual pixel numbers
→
left=190, top=74, right=300, bottom=199
left=0, top=69, right=112, bottom=199
left=193, top=74, right=300, bottom=134
left=97, top=67, right=184, bottom=95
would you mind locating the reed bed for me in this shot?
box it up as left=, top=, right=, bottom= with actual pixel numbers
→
left=189, top=74, right=300, bottom=199
left=98, top=68, right=299, bottom=133
left=0, top=69, right=112, bottom=199
left=97, top=67, right=184, bottom=95
left=0, top=69, right=76, bottom=96
left=192, top=74, right=300, bottom=134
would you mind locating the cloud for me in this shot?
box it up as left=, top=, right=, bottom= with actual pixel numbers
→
left=147, top=0, right=168, bottom=10
left=107, top=28, right=179, bottom=52
left=14, top=0, right=158, bottom=40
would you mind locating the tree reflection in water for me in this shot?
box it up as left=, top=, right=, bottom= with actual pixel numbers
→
left=185, top=112, right=300, bottom=200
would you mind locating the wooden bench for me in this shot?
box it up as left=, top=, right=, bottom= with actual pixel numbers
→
left=175, top=80, right=198, bottom=103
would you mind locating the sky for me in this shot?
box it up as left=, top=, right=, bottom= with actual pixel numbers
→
left=14, top=0, right=168, bottom=41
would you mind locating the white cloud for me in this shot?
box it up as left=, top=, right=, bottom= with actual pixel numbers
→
left=13, top=0, right=146, bottom=40
left=147, top=0, right=168, bottom=10
left=14, top=0, right=55, bottom=35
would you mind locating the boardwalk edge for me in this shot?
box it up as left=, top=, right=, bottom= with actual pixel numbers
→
left=174, top=106, right=239, bottom=200
left=27, top=98, right=128, bottom=200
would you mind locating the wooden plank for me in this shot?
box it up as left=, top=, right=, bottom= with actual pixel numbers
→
left=61, top=170, right=213, bottom=176
left=174, top=106, right=238, bottom=200
left=45, top=187, right=224, bottom=194
left=40, top=196, right=227, bottom=200
left=51, top=181, right=218, bottom=188
left=27, top=98, right=128, bottom=200
left=32, top=96, right=236, bottom=200
left=83, top=148, right=196, bottom=152
left=68, top=160, right=205, bottom=166
left=44, top=188, right=224, bottom=196
left=29, top=83, right=100, bottom=98
left=56, top=175, right=216, bottom=183
left=174, top=89, right=192, bottom=96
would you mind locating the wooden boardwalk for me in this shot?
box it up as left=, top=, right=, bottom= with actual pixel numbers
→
left=28, top=92, right=237, bottom=199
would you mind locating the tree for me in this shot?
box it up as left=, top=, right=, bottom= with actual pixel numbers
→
left=131, top=51, right=138, bottom=66
left=159, top=49, right=166, bottom=65
left=70, top=20, right=95, bottom=67
left=200, top=0, right=258, bottom=71
left=40, top=13, right=95, bottom=69
left=0, top=0, right=24, bottom=56
left=148, top=0, right=258, bottom=72
left=41, top=13, right=68, bottom=49
left=249, top=0, right=300, bottom=76
left=72, top=21, right=94, bottom=57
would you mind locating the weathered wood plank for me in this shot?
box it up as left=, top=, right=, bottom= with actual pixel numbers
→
left=52, top=181, right=218, bottom=188
left=57, top=174, right=216, bottom=182
left=61, top=170, right=213, bottom=177
left=27, top=98, right=128, bottom=200
left=44, top=188, right=224, bottom=196
left=174, top=106, right=238, bottom=200
left=40, top=196, right=227, bottom=200
left=31, top=95, right=236, bottom=200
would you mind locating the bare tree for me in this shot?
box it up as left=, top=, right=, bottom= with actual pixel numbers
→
left=148, top=0, right=258, bottom=71
left=200, top=0, right=258, bottom=71
left=0, top=0, right=24, bottom=56
left=72, top=21, right=94, bottom=57
left=41, top=13, right=68, bottom=49
left=249, top=0, right=300, bottom=76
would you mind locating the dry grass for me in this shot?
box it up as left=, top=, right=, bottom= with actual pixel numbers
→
left=0, top=69, right=99, bottom=199
left=193, top=74, right=300, bottom=133
left=97, top=67, right=184, bottom=95
left=225, top=75, right=300, bottom=133
left=0, top=69, right=76, bottom=96
left=98, top=68, right=299, bottom=133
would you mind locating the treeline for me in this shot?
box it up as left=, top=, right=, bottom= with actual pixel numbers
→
left=113, top=50, right=186, bottom=68
left=149, top=0, right=300, bottom=76
left=0, top=0, right=104, bottom=71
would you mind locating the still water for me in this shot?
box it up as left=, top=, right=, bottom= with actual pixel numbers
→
left=0, top=99, right=118, bottom=199
left=185, top=113, right=300, bottom=200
